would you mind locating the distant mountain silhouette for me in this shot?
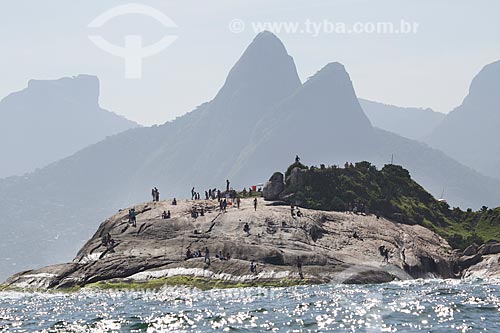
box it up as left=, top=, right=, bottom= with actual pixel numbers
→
left=360, top=99, right=445, bottom=140
left=1, top=32, right=499, bottom=280
left=0, top=75, right=138, bottom=178
left=426, top=60, right=500, bottom=180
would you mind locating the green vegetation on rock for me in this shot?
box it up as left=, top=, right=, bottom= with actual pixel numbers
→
left=86, top=276, right=311, bottom=291
left=281, top=161, right=500, bottom=249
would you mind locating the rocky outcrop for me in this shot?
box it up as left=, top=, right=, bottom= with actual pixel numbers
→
left=3, top=198, right=457, bottom=290
left=262, top=172, right=285, bottom=200
left=459, top=241, right=500, bottom=278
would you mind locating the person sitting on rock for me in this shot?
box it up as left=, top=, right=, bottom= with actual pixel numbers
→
left=107, top=237, right=116, bottom=252
left=296, top=208, right=303, bottom=218
left=162, top=210, right=168, bottom=219
left=217, top=251, right=225, bottom=260
left=250, top=261, right=257, bottom=274
left=102, top=232, right=111, bottom=246
left=243, top=222, right=250, bottom=235
left=226, top=253, right=231, bottom=260
left=204, top=247, right=211, bottom=265
left=186, top=248, right=193, bottom=260
left=353, top=231, right=363, bottom=241
left=200, top=207, right=205, bottom=216
left=172, top=198, right=177, bottom=205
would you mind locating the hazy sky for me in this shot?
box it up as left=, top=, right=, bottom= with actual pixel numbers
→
left=1, top=0, right=499, bottom=125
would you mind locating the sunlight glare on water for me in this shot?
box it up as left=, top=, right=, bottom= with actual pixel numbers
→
left=1, top=279, right=500, bottom=332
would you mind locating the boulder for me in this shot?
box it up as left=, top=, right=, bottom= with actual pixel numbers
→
left=458, top=253, right=483, bottom=271
left=287, top=167, right=307, bottom=187
left=263, top=172, right=285, bottom=200
left=343, top=269, right=396, bottom=284
left=478, top=242, right=500, bottom=256
left=463, top=243, right=479, bottom=256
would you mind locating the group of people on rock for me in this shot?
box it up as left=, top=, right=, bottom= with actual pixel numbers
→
left=185, top=248, right=201, bottom=259
left=191, top=207, right=205, bottom=218
left=151, top=187, right=160, bottom=202
left=216, top=251, right=231, bottom=261
left=346, top=202, right=369, bottom=216
left=191, top=187, right=202, bottom=200
left=162, top=210, right=171, bottom=219
left=185, top=247, right=231, bottom=263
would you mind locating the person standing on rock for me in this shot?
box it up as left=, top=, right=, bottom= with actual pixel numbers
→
left=253, top=198, right=258, bottom=211
left=236, top=197, right=241, bottom=209
left=155, top=187, right=160, bottom=202
left=297, top=256, right=304, bottom=279
left=226, top=179, right=230, bottom=192
left=151, top=188, right=156, bottom=202
left=191, top=187, right=196, bottom=200
left=204, top=247, right=211, bottom=265
left=129, top=208, right=137, bottom=227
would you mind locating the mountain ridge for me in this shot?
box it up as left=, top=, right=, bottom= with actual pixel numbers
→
left=425, top=60, right=500, bottom=180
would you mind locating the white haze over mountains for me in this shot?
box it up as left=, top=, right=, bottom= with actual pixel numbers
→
left=0, top=32, right=500, bottom=281
left=360, top=99, right=445, bottom=141
left=425, top=61, right=500, bottom=181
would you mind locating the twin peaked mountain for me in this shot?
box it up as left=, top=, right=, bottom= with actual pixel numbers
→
left=1, top=31, right=500, bottom=280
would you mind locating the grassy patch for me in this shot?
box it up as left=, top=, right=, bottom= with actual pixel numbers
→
left=282, top=161, right=500, bottom=249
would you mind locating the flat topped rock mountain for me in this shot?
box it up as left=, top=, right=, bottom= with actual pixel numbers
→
left=3, top=197, right=456, bottom=290
left=0, top=74, right=138, bottom=178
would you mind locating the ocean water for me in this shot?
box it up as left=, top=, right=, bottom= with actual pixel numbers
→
left=1, top=279, right=499, bottom=332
